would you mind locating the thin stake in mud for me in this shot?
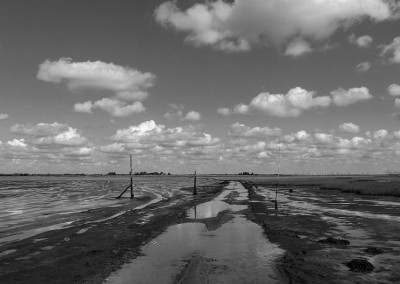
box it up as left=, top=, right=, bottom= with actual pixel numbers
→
left=116, top=154, right=134, bottom=199
left=193, top=170, right=197, bottom=195
left=275, top=146, right=281, bottom=210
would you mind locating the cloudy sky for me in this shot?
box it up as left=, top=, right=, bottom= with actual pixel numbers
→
left=1, top=0, right=400, bottom=174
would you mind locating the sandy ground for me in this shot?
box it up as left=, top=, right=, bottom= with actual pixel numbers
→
left=1, top=179, right=400, bottom=284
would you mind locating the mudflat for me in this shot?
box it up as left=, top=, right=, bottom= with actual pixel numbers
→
left=0, top=183, right=225, bottom=284
left=240, top=177, right=400, bottom=284
left=1, top=176, right=400, bottom=284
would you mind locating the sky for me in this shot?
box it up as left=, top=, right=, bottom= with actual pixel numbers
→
left=1, top=0, right=400, bottom=174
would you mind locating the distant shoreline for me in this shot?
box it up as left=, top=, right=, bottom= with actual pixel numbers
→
left=0, top=173, right=393, bottom=177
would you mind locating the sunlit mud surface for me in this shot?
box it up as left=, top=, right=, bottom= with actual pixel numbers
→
left=105, top=182, right=284, bottom=284
left=0, top=176, right=214, bottom=246
left=259, top=185, right=400, bottom=282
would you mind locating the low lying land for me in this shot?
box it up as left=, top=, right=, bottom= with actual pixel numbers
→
left=1, top=175, right=400, bottom=283
left=237, top=174, right=400, bottom=196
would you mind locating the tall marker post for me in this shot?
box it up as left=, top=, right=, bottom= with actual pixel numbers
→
left=193, top=170, right=197, bottom=195
left=275, top=146, right=281, bottom=210
left=130, top=154, right=133, bottom=199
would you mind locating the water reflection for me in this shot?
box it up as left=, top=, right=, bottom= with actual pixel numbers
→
left=259, top=187, right=400, bottom=222
left=187, top=181, right=247, bottom=219
left=187, top=201, right=245, bottom=219
left=106, top=182, right=284, bottom=284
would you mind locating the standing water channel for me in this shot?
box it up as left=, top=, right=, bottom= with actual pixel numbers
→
left=105, top=181, right=284, bottom=284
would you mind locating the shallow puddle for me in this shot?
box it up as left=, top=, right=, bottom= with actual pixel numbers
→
left=105, top=182, right=284, bottom=284
left=258, top=184, right=400, bottom=276
left=259, top=186, right=400, bottom=222
left=187, top=181, right=247, bottom=219
left=187, top=201, right=246, bottom=219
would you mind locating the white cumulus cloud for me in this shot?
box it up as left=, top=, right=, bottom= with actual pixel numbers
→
left=10, top=122, right=88, bottom=147
left=331, top=87, right=373, bottom=107
left=92, top=98, right=145, bottom=117
left=186, top=133, right=220, bottom=147
left=34, top=127, right=87, bottom=146
left=183, top=111, right=201, bottom=122
left=355, top=62, right=371, bottom=73
left=74, top=101, right=94, bottom=113
left=282, top=130, right=311, bottom=143
left=395, top=98, right=400, bottom=109
left=284, top=37, right=313, bottom=57
left=65, top=147, right=95, bottom=157
left=7, top=139, right=27, bottom=148
left=155, top=0, right=395, bottom=54
left=99, top=143, right=128, bottom=154
left=217, top=107, right=231, bottom=116
left=0, top=113, right=9, bottom=120
left=74, top=99, right=145, bottom=117
left=11, top=122, right=69, bottom=137
left=315, top=133, right=335, bottom=145
left=164, top=110, right=183, bottom=121
left=37, top=58, right=155, bottom=101
left=108, top=120, right=221, bottom=157
left=388, top=84, right=400, bottom=96
left=339, top=122, right=360, bottom=133
left=229, top=122, right=281, bottom=138
left=164, top=106, right=201, bottom=122
left=373, top=129, right=388, bottom=139
left=111, top=120, right=165, bottom=143
left=381, top=37, right=400, bottom=63
left=349, top=34, right=373, bottom=48
left=233, top=87, right=331, bottom=117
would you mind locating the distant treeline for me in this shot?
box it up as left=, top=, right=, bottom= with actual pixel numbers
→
left=107, top=171, right=171, bottom=176
left=2, top=172, right=391, bottom=177
left=0, top=172, right=174, bottom=176
left=238, top=172, right=258, bottom=175
left=0, top=173, right=87, bottom=176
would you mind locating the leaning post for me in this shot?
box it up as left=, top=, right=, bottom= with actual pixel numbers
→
left=116, top=154, right=134, bottom=199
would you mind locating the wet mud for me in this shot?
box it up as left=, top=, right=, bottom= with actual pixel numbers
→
left=242, top=180, right=400, bottom=284
left=0, top=184, right=224, bottom=284
left=105, top=181, right=284, bottom=284
left=3, top=177, right=400, bottom=284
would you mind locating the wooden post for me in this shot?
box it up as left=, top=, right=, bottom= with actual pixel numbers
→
left=130, top=154, right=134, bottom=199
left=193, top=170, right=197, bottom=195
left=275, top=146, right=281, bottom=210
left=116, top=184, right=131, bottom=199
left=116, top=154, right=134, bottom=199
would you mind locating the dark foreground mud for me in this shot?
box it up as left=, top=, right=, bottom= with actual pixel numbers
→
left=0, top=184, right=225, bottom=284
left=241, top=180, right=400, bottom=284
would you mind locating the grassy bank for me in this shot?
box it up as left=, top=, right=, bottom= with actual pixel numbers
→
left=319, top=179, right=400, bottom=196
left=238, top=175, right=400, bottom=197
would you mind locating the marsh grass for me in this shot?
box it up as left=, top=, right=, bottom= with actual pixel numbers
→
left=320, top=180, right=400, bottom=197
left=254, top=176, right=400, bottom=197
